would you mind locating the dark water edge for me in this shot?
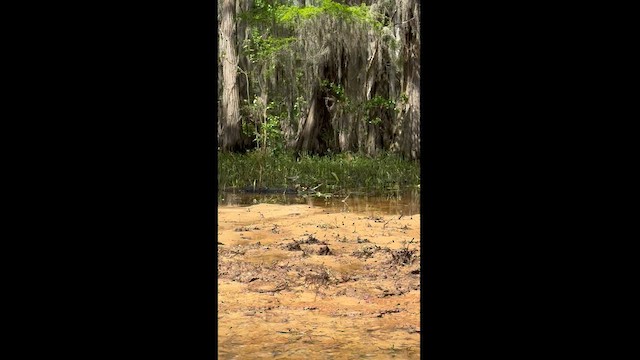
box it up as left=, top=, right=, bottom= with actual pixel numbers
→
left=218, top=188, right=420, bottom=216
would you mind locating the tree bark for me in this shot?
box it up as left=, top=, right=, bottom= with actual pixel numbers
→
left=219, top=0, right=242, bottom=151
left=294, top=86, right=333, bottom=155
left=393, top=0, right=420, bottom=160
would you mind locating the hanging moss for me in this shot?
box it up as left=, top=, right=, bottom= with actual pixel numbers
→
left=221, top=0, right=420, bottom=159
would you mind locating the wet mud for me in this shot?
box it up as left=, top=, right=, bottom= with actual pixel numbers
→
left=218, top=204, right=420, bottom=359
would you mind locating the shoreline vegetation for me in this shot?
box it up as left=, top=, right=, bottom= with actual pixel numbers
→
left=218, top=150, right=420, bottom=199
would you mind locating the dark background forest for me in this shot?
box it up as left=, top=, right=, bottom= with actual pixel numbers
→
left=218, top=0, right=420, bottom=160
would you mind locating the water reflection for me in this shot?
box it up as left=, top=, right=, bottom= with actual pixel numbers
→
left=218, top=188, right=420, bottom=216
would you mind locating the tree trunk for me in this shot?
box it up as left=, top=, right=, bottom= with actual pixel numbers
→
left=393, top=0, right=420, bottom=160
left=294, top=87, right=333, bottom=155
left=218, top=0, right=242, bottom=151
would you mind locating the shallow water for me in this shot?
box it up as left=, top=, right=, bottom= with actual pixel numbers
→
left=219, top=188, right=420, bottom=216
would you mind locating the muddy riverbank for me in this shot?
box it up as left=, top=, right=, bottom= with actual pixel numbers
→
left=218, top=204, right=421, bottom=359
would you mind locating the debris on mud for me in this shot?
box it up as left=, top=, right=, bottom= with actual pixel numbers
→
left=351, top=244, right=389, bottom=259
left=218, top=204, right=421, bottom=359
left=282, top=242, right=303, bottom=251
left=218, top=241, right=266, bottom=258
left=406, top=326, right=421, bottom=334
left=304, top=266, right=333, bottom=300
left=247, top=280, right=288, bottom=294
left=378, top=288, right=409, bottom=298
left=234, top=226, right=260, bottom=232
left=281, top=235, right=332, bottom=255
left=303, top=265, right=333, bottom=284
left=356, top=236, right=370, bottom=243
left=218, top=260, right=264, bottom=283
left=305, top=244, right=332, bottom=255
left=389, top=247, right=418, bottom=266
left=217, top=247, right=246, bottom=257
left=375, top=308, right=402, bottom=318
left=299, top=234, right=327, bottom=244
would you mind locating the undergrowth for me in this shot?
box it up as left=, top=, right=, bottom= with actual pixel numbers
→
left=218, top=150, right=420, bottom=195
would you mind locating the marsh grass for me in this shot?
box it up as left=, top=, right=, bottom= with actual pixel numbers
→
left=218, top=150, right=420, bottom=197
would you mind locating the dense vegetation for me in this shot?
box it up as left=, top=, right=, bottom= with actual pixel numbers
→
left=218, top=150, right=419, bottom=197
left=218, top=0, right=420, bottom=160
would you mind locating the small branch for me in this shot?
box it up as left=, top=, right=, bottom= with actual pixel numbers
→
left=392, top=16, right=417, bottom=27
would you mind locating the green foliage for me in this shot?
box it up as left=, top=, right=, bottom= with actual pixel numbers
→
left=259, top=111, right=285, bottom=154
left=367, top=117, right=383, bottom=126
left=320, top=80, right=346, bottom=101
left=238, top=0, right=280, bottom=25
left=398, top=93, right=409, bottom=105
left=243, top=29, right=295, bottom=65
left=241, top=96, right=286, bottom=155
left=277, top=3, right=323, bottom=23
left=276, top=0, right=381, bottom=29
left=362, top=96, right=394, bottom=126
left=365, top=95, right=395, bottom=111
left=293, top=95, right=305, bottom=116
left=241, top=0, right=378, bottom=28
left=218, top=150, right=420, bottom=194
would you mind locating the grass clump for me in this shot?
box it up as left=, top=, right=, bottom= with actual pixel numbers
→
left=217, top=150, right=420, bottom=196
